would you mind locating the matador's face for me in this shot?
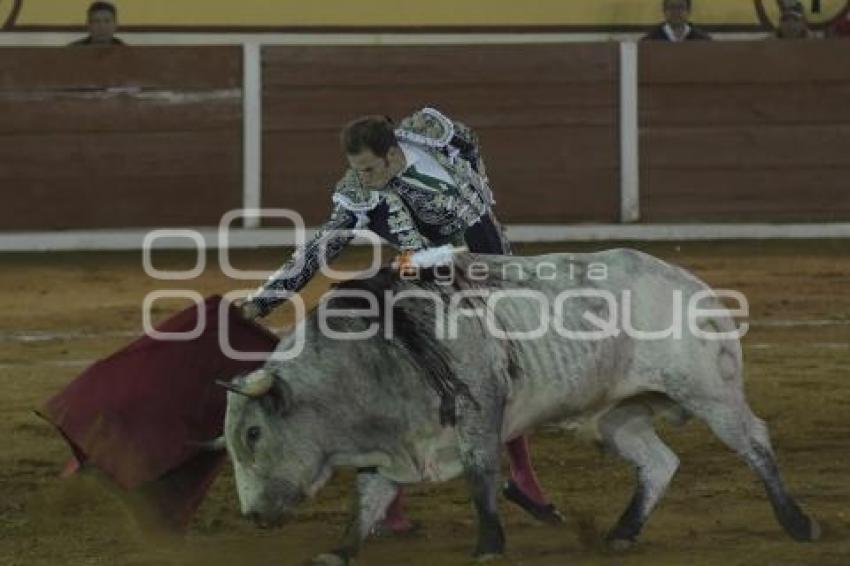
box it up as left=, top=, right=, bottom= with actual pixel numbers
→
left=347, top=147, right=405, bottom=191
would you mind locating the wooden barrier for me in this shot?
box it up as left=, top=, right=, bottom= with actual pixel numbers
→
left=639, top=40, right=850, bottom=223
left=2, top=41, right=849, bottom=234
left=261, top=44, right=621, bottom=225
left=0, top=46, right=242, bottom=230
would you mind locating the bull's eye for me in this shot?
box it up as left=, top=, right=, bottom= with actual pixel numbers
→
left=246, top=426, right=262, bottom=448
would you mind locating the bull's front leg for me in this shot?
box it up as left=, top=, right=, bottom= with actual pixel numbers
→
left=311, top=468, right=398, bottom=566
left=457, top=421, right=506, bottom=560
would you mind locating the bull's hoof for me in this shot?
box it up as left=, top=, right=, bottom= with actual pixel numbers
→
left=806, top=517, right=822, bottom=542
left=502, top=481, right=565, bottom=525
left=605, top=537, right=636, bottom=552
left=783, top=510, right=823, bottom=542
left=310, top=553, right=347, bottom=566
left=474, top=553, right=504, bottom=563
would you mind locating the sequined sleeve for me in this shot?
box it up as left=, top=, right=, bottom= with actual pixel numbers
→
left=247, top=205, right=359, bottom=317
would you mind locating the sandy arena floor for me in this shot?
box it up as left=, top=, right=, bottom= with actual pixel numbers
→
left=1, top=241, right=848, bottom=565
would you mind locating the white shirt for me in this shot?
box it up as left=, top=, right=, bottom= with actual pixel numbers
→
left=663, top=23, right=692, bottom=42
left=398, top=141, right=454, bottom=185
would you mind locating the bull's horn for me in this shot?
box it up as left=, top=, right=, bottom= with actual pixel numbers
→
left=215, top=379, right=252, bottom=397
left=216, top=370, right=275, bottom=398
left=242, top=370, right=275, bottom=397
left=189, top=436, right=227, bottom=451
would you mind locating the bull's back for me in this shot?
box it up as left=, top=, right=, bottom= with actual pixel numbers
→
left=472, top=249, right=731, bottom=436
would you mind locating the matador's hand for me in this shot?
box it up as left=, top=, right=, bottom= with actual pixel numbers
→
left=233, top=298, right=261, bottom=321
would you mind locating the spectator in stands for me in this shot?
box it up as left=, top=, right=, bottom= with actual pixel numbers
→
left=777, top=4, right=813, bottom=38
left=643, top=0, right=712, bottom=41
left=755, top=0, right=812, bottom=38
left=826, top=1, right=850, bottom=37
left=69, top=2, right=124, bottom=46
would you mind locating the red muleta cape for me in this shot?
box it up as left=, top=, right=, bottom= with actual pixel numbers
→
left=39, top=295, right=279, bottom=528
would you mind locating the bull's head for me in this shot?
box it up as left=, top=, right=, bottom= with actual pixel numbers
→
left=219, top=368, right=332, bottom=529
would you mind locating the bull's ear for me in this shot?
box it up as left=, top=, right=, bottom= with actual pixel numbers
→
left=268, top=377, right=295, bottom=416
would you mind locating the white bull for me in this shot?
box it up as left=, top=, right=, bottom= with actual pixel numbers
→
left=219, top=249, right=819, bottom=564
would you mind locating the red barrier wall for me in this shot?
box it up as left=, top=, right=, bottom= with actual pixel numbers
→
left=0, top=46, right=243, bottom=230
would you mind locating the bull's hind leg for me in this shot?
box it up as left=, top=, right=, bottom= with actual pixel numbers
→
left=682, top=398, right=820, bottom=541
left=598, top=401, right=680, bottom=548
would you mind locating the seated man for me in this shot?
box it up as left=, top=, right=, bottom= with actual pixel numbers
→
left=777, top=5, right=812, bottom=38
left=755, top=0, right=813, bottom=39
left=69, top=1, right=124, bottom=46
left=827, top=1, right=850, bottom=37
left=240, top=108, right=563, bottom=529
left=643, top=0, right=712, bottom=42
